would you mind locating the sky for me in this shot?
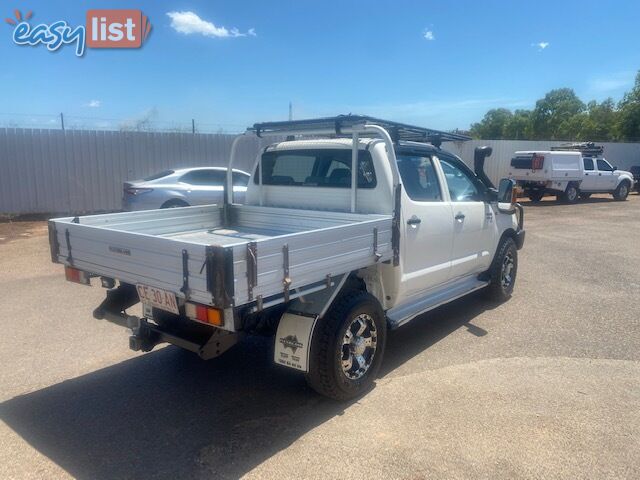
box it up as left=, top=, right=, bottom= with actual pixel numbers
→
left=1, top=0, right=640, bottom=132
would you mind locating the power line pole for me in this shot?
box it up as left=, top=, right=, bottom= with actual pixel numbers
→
left=192, top=118, right=195, bottom=134
left=289, top=101, right=293, bottom=121
left=60, top=112, right=65, bottom=131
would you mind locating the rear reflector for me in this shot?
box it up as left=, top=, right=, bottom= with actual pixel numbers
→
left=185, top=302, right=224, bottom=326
left=64, top=266, right=90, bottom=285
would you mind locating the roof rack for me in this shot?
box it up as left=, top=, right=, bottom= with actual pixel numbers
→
left=250, top=114, right=471, bottom=146
left=551, top=142, right=604, bottom=157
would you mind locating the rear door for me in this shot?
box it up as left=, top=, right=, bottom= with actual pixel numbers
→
left=178, top=169, right=226, bottom=205
left=438, top=155, right=496, bottom=279
left=397, top=152, right=454, bottom=296
left=596, top=159, right=617, bottom=191
left=581, top=157, right=598, bottom=191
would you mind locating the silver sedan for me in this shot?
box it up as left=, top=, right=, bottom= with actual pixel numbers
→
left=122, top=167, right=250, bottom=211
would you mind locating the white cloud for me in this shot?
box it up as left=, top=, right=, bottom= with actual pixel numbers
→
left=166, top=11, right=255, bottom=38
left=85, top=100, right=101, bottom=108
left=423, top=30, right=435, bottom=41
left=588, top=72, right=634, bottom=94
left=532, top=42, right=550, bottom=51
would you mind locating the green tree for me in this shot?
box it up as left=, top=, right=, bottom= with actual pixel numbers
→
left=503, top=109, right=533, bottom=139
left=616, top=72, right=640, bottom=141
left=579, top=99, right=616, bottom=141
left=531, top=88, right=585, bottom=139
left=470, top=108, right=513, bottom=139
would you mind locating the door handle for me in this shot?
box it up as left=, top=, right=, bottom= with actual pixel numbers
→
left=598, top=173, right=602, bottom=176
left=407, top=216, right=421, bottom=225
left=455, top=213, right=465, bottom=221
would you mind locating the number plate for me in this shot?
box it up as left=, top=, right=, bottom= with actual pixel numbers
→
left=136, top=284, right=179, bottom=315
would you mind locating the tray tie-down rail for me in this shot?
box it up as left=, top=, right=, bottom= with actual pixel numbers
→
left=93, top=283, right=238, bottom=360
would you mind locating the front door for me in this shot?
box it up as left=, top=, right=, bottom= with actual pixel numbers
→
left=438, top=156, right=496, bottom=279
left=397, top=153, right=454, bottom=298
left=596, top=158, right=617, bottom=191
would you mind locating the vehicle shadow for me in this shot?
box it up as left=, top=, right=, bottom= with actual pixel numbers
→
left=0, top=293, right=496, bottom=480
left=519, top=196, right=616, bottom=207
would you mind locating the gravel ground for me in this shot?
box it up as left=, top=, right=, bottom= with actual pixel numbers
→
left=0, top=193, right=639, bottom=479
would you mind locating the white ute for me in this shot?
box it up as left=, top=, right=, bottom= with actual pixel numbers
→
left=49, top=115, right=525, bottom=400
left=510, top=142, right=635, bottom=203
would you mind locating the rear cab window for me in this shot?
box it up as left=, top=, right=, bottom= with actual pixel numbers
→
left=583, top=158, right=594, bottom=171
left=256, top=149, right=376, bottom=188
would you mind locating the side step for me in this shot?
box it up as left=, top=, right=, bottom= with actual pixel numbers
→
left=386, top=276, right=488, bottom=329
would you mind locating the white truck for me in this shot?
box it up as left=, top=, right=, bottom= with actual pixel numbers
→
left=510, top=143, right=635, bottom=203
left=48, top=115, right=525, bottom=400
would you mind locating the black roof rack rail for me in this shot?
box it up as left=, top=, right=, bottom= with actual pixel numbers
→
left=551, top=142, right=604, bottom=156
left=250, top=114, right=471, bottom=145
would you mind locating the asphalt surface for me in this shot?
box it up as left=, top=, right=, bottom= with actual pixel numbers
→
left=1, top=194, right=639, bottom=479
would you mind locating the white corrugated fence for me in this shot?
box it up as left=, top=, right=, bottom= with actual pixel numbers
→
left=1, top=129, right=639, bottom=215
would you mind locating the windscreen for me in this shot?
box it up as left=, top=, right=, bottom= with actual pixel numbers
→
left=256, top=149, right=376, bottom=188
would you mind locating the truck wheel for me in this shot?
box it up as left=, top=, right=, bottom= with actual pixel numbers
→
left=562, top=184, right=579, bottom=204
left=528, top=190, right=545, bottom=202
left=306, top=291, right=386, bottom=401
left=483, top=237, right=518, bottom=303
left=579, top=193, right=592, bottom=200
left=613, top=181, right=630, bottom=201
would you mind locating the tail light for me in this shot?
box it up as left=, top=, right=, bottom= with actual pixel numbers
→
left=65, top=266, right=90, bottom=285
left=185, top=302, right=224, bottom=326
left=124, top=187, right=153, bottom=195
left=531, top=154, right=545, bottom=170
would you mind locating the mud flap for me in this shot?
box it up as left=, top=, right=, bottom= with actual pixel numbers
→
left=274, top=313, right=318, bottom=372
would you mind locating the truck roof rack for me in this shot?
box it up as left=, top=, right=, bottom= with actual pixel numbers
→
left=251, top=114, right=471, bottom=146
left=550, top=142, right=604, bottom=157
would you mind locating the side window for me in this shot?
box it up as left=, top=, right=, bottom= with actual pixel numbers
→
left=396, top=155, right=442, bottom=201
left=439, top=158, right=480, bottom=202
left=583, top=158, right=594, bottom=171
left=180, top=169, right=226, bottom=185
left=597, top=159, right=613, bottom=171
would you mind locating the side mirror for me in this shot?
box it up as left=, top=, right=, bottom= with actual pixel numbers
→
left=497, top=178, right=517, bottom=213
left=612, top=166, right=618, bottom=171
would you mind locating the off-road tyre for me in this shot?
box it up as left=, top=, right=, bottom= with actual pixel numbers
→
left=305, top=291, right=386, bottom=401
left=613, top=181, right=630, bottom=201
left=561, top=184, right=579, bottom=204
left=483, top=236, right=518, bottom=303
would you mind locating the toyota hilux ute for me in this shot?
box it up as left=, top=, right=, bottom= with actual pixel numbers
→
left=49, top=115, right=525, bottom=400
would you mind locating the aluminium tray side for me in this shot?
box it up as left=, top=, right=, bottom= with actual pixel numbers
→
left=230, top=216, right=393, bottom=306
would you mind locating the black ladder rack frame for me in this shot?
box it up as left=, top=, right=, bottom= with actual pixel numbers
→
left=250, top=114, right=471, bottom=145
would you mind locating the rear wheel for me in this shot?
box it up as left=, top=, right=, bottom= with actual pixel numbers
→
left=483, top=237, right=518, bottom=303
left=528, top=189, right=545, bottom=203
left=561, top=184, right=579, bottom=204
left=161, top=199, right=190, bottom=209
left=305, top=291, right=386, bottom=401
left=613, top=181, right=630, bottom=201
